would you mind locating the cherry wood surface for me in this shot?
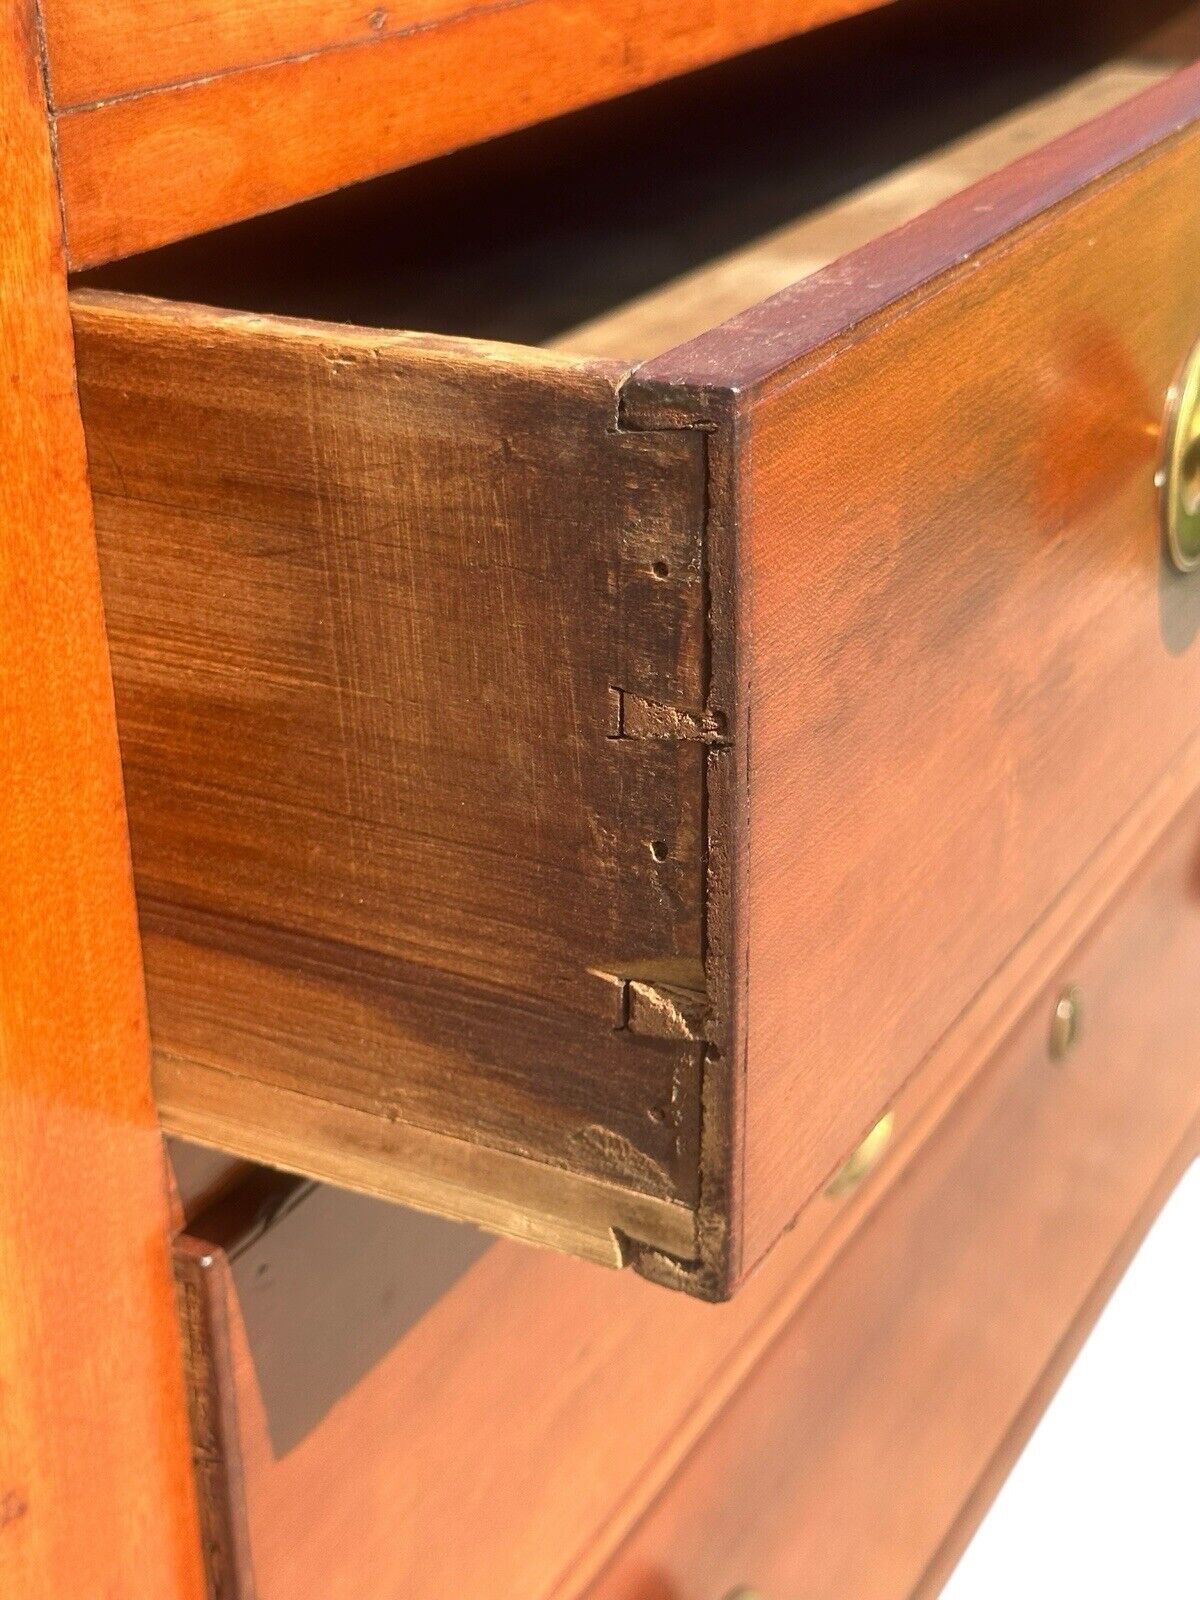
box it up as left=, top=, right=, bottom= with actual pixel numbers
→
left=71, top=17, right=1200, bottom=1295
left=43, top=0, right=895, bottom=107
left=46, top=0, right=898, bottom=267
left=174, top=1176, right=845, bottom=1600
left=585, top=794, right=1200, bottom=1600
left=0, top=3, right=202, bottom=1594
left=626, top=52, right=1200, bottom=1279
left=172, top=789, right=1200, bottom=1600
left=74, top=299, right=713, bottom=1284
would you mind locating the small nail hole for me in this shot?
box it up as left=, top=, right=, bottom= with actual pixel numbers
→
left=651, top=560, right=670, bottom=579
left=649, top=839, right=669, bottom=862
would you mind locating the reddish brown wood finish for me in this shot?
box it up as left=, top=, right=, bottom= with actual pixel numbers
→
left=627, top=61, right=1200, bottom=1279
left=46, top=0, right=896, bottom=267
left=72, top=44, right=1200, bottom=1295
left=584, top=795, right=1200, bottom=1600
left=0, top=2, right=202, bottom=1593
left=174, top=1184, right=818, bottom=1600
left=173, top=789, right=1200, bottom=1600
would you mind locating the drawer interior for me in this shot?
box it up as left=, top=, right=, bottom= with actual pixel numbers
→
left=80, top=0, right=1200, bottom=355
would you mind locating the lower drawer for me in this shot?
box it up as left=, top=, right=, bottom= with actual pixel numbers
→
left=174, top=791, right=1200, bottom=1600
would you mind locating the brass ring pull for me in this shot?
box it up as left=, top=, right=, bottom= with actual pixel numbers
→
left=1161, top=336, right=1200, bottom=572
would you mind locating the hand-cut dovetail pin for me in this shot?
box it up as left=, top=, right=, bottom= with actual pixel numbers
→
left=825, top=1111, right=894, bottom=1199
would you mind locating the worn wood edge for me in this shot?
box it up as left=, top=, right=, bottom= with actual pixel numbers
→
left=68, top=285, right=630, bottom=383
left=612, top=386, right=743, bottom=1299
left=629, top=57, right=1200, bottom=399
left=624, top=320, right=1200, bottom=1286
left=173, top=1239, right=257, bottom=1600
left=155, top=1056, right=697, bottom=1268
left=606, top=707, right=1200, bottom=1309
left=911, top=1117, right=1200, bottom=1600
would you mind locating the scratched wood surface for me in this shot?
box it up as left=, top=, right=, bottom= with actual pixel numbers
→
left=0, top=3, right=202, bottom=1594
left=74, top=295, right=721, bottom=1286
left=73, top=14, right=1200, bottom=1295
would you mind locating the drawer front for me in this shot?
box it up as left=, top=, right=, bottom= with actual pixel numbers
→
left=584, top=793, right=1200, bottom=1600
left=77, top=55, right=1200, bottom=1298
left=173, top=1140, right=880, bottom=1600
left=629, top=60, right=1200, bottom=1280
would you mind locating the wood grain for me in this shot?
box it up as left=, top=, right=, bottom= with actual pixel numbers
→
left=73, top=295, right=727, bottom=1285
left=174, top=1180, right=818, bottom=1600
left=0, top=3, right=202, bottom=1594
left=42, top=0, right=897, bottom=109
left=73, top=34, right=1200, bottom=1294
left=626, top=61, right=1200, bottom=1280
left=584, top=794, right=1200, bottom=1600
left=49, top=0, right=897, bottom=267
left=174, top=790, right=1200, bottom=1600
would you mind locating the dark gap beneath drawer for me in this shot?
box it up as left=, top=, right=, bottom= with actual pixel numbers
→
left=186, top=1166, right=493, bottom=1455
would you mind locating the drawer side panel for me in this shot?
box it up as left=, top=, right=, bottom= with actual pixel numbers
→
left=74, top=294, right=713, bottom=1246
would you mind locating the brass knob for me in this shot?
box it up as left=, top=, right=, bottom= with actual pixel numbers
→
left=1160, top=336, right=1200, bottom=572
left=824, top=1111, right=894, bottom=1198
left=1049, top=986, right=1082, bottom=1061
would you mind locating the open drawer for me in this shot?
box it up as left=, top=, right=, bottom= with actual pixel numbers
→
left=74, top=0, right=1200, bottom=1296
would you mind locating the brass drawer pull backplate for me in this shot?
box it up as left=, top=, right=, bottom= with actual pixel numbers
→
left=1161, top=336, right=1200, bottom=572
